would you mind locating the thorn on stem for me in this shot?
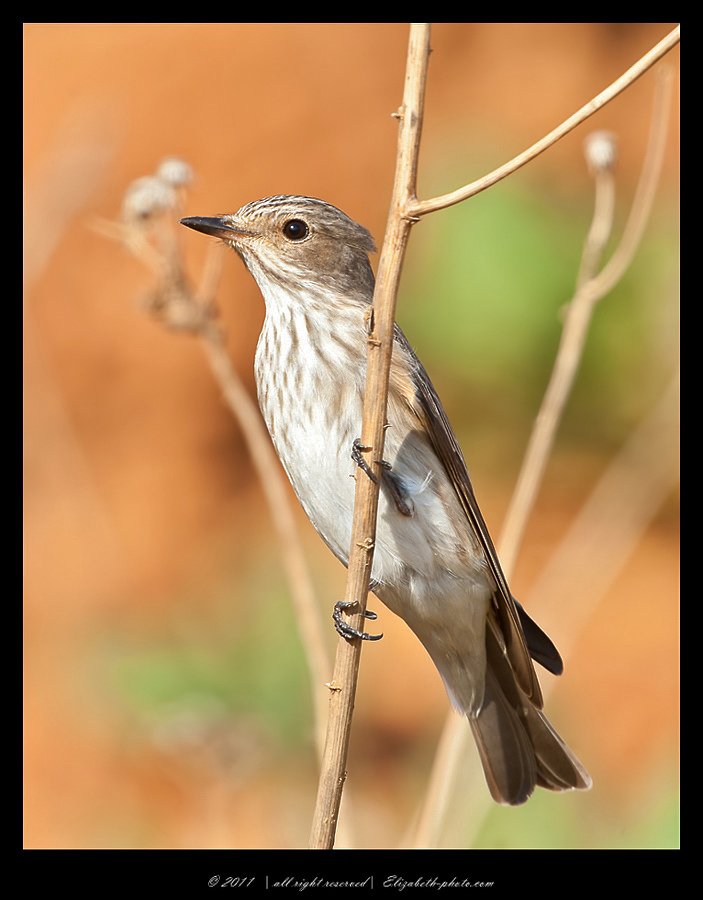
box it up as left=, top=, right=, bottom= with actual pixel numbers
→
left=355, top=538, right=375, bottom=551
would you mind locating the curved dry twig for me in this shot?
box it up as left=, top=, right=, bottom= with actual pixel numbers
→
left=99, top=179, right=333, bottom=769
left=197, top=317, right=333, bottom=758
left=406, top=26, right=679, bottom=218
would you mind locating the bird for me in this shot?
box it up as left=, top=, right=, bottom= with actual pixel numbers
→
left=180, top=194, right=591, bottom=805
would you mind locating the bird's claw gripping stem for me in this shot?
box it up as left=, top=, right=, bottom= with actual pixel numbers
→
left=351, top=438, right=377, bottom=483
left=333, top=599, right=383, bottom=642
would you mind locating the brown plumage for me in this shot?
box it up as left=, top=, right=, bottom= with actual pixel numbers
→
left=390, top=324, right=590, bottom=803
left=181, top=195, right=591, bottom=805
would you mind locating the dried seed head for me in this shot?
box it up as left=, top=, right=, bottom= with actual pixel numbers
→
left=156, top=157, right=194, bottom=188
left=122, top=175, right=178, bottom=222
left=584, top=131, right=618, bottom=175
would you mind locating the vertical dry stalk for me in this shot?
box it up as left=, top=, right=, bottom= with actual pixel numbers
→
left=192, top=247, right=361, bottom=847
left=196, top=315, right=332, bottom=760
left=522, top=372, right=679, bottom=647
left=457, top=371, right=679, bottom=850
left=191, top=247, right=334, bottom=758
left=497, top=145, right=618, bottom=578
left=500, top=68, right=673, bottom=576
left=409, top=156, right=617, bottom=846
left=308, top=23, right=432, bottom=850
left=100, top=194, right=334, bottom=766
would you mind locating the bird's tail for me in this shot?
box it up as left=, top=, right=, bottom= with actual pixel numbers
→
left=468, top=623, right=592, bottom=805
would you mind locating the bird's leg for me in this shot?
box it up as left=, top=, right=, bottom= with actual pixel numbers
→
left=381, top=466, right=415, bottom=518
left=351, top=439, right=414, bottom=517
left=333, top=599, right=383, bottom=642
left=351, top=438, right=377, bottom=483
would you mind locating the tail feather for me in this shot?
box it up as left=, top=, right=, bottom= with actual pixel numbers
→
left=513, top=598, right=564, bottom=676
left=468, top=620, right=591, bottom=805
left=524, top=705, right=592, bottom=792
left=469, top=669, right=537, bottom=805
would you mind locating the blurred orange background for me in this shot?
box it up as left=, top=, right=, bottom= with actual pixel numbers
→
left=24, top=23, right=679, bottom=849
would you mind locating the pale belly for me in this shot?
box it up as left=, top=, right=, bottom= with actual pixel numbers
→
left=254, top=311, right=492, bottom=713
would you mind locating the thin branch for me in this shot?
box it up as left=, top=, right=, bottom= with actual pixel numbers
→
left=574, top=133, right=618, bottom=290
left=100, top=181, right=333, bottom=769
left=583, top=67, right=675, bottom=299
left=409, top=64, right=674, bottom=850
left=498, top=156, right=618, bottom=578
left=459, top=370, right=679, bottom=850
left=195, top=241, right=225, bottom=310
left=407, top=25, right=679, bottom=218
left=307, top=23, right=432, bottom=851
left=191, top=242, right=362, bottom=848
left=410, top=369, right=678, bottom=850
left=523, top=371, right=679, bottom=649
left=409, top=145, right=617, bottom=846
left=499, top=68, right=673, bottom=575
left=197, top=316, right=332, bottom=760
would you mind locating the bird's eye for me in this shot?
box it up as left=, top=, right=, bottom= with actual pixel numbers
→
left=282, top=219, right=309, bottom=242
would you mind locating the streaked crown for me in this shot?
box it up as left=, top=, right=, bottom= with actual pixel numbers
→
left=183, top=195, right=377, bottom=302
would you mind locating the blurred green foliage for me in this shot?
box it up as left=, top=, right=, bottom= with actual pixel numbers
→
left=474, top=773, right=679, bottom=849
left=399, top=161, right=678, bottom=452
left=106, top=568, right=314, bottom=748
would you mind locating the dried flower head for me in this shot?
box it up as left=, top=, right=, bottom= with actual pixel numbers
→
left=122, top=175, right=177, bottom=222
left=156, top=157, right=194, bottom=188
left=584, top=131, right=618, bottom=176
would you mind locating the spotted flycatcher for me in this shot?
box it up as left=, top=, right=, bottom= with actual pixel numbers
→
left=181, top=195, right=591, bottom=805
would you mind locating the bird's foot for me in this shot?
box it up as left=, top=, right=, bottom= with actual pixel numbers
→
left=351, top=438, right=377, bottom=483
left=351, top=438, right=414, bottom=517
left=333, top=599, right=383, bottom=642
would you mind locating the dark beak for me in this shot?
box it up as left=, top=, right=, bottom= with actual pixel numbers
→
left=179, top=216, right=250, bottom=240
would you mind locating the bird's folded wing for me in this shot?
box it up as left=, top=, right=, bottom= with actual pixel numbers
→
left=392, top=325, right=544, bottom=708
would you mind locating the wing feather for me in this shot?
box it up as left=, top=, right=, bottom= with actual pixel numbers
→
left=392, top=325, right=544, bottom=707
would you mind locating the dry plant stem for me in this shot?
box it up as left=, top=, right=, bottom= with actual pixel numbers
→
left=499, top=67, right=672, bottom=575
left=411, top=65, right=673, bottom=850
left=585, top=67, right=674, bottom=298
left=117, top=221, right=346, bottom=837
left=127, top=219, right=334, bottom=762
left=575, top=171, right=616, bottom=292
left=497, top=168, right=616, bottom=578
left=523, top=371, right=679, bottom=649
left=92, top=220, right=168, bottom=279
left=407, top=25, right=679, bottom=218
left=174, top=238, right=332, bottom=757
left=196, top=314, right=332, bottom=761
left=410, top=374, right=679, bottom=849
left=459, top=372, right=679, bottom=850
left=109, top=210, right=340, bottom=831
left=308, top=23, right=431, bottom=851
left=408, top=169, right=615, bottom=847
left=192, top=243, right=364, bottom=845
